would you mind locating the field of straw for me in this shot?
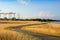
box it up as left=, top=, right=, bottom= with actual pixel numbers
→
left=0, top=20, right=41, bottom=29
left=0, top=20, right=41, bottom=40
left=21, top=23, right=60, bottom=36
left=1, top=20, right=60, bottom=40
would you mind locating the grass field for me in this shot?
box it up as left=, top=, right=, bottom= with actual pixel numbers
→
left=0, top=20, right=60, bottom=40
left=0, top=20, right=41, bottom=40
left=0, top=21, right=42, bottom=29
left=21, top=23, right=60, bottom=36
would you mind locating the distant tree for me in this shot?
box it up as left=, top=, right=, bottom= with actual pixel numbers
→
left=4, top=17, right=8, bottom=20
left=11, top=17, right=16, bottom=20
left=0, top=18, right=2, bottom=20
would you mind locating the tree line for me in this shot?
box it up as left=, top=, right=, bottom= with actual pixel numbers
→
left=0, top=17, right=60, bottom=22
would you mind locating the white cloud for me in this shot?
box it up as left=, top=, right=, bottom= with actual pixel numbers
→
left=33, top=11, right=55, bottom=19
left=21, top=11, right=55, bottom=19
left=17, top=0, right=31, bottom=5
left=39, top=11, right=55, bottom=19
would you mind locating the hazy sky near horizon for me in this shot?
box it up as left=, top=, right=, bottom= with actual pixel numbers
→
left=0, top=0, right=60, bottom=19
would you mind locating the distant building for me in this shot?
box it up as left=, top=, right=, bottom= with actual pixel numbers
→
left=0, top=12, right=15, bottom=19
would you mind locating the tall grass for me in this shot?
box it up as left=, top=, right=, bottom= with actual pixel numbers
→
left=21, top=23, right=60, bottom=36
left=0, top=21, right=42, bottom=40
left=0, top=21, right=41, bottom=29
left=0, top=30, right=40, bottom=40
left=0, top=30, right=21, bottom=40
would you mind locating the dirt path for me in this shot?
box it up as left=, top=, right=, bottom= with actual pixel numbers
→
left=8, top=24, right=60, bottom=40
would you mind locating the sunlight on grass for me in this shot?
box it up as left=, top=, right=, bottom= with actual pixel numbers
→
left=0, top=29, right=41, bottom=40
left=0, top=21, right=41, bottom=40
left=21, top=23, right=60, bottom=36
left=0, top=21, right=41, bottom=29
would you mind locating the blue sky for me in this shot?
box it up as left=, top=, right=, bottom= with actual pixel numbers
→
left=0, top=0, right=60, bottom=19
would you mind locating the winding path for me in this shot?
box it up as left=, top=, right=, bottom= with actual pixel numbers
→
left=8, top=23, right=60, bottom=40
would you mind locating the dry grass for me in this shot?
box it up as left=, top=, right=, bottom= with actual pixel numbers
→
left=0, top=30, right=40, bottom=40
left=0, top=21, right=41, bottom=40
left=21, top=23, right=60, bottom=36
left=0, top=21, right=41, bottom=29
left=0, top=30, right=22, bottom=40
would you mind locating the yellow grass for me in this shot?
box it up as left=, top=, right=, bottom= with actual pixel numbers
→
left=21, top=23, right=60, bottom=36
left=0, top=21, right=44, bottom=29
left=0, top=21, right=41, bottom=40
left=0, top=30, right=22, bottom=40
left=0, top=29, right=40, bottom=40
